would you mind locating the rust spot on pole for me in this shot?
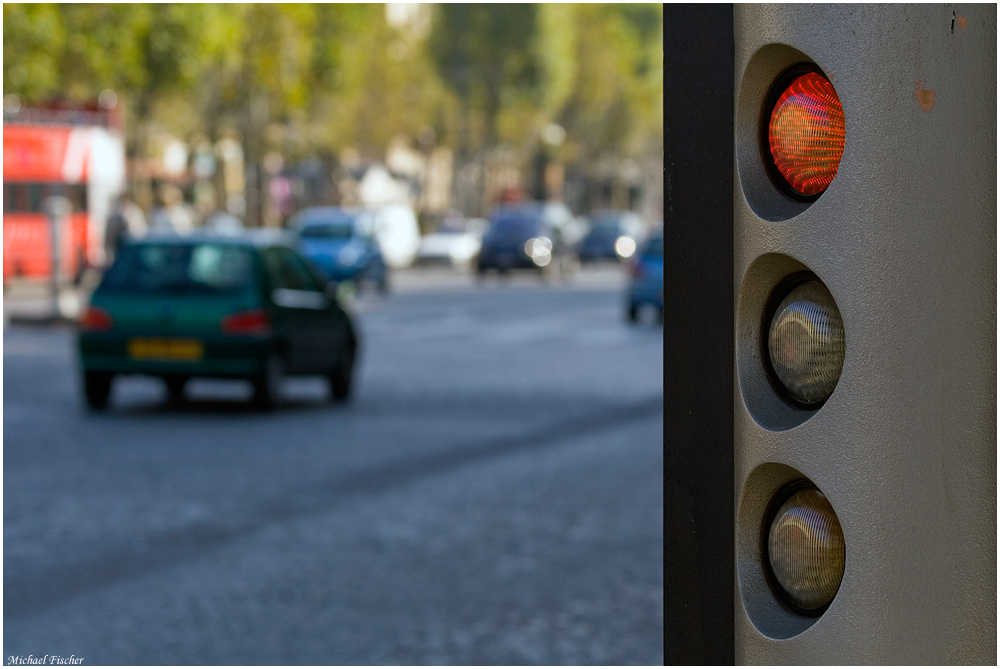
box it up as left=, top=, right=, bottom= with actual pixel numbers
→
left=957, top=16, right=967, bottom=30
left=914, top=80, right=936, bottom=112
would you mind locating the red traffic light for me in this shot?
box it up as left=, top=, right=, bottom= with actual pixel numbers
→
left=768, top=72, right=845, bottom=196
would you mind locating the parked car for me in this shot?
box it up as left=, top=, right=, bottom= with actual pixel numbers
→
left=626, top=231, right=663, bottom=322
left=290, top=207, right=389, bottom=293
left=416, top=216, right=485, bottom=267
left=77, top=230, right=358, bottom=410
left=578, top=210, right=649, bottom=262
left=476, top=204, right=566, bottom=278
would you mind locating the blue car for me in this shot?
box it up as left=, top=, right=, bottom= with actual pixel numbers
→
left=626, top=232, right=663, bottom=322
left=476, top=204, right=561, bottom=277
left=579, top=210, right=649, bottom=262
left=290, top=207, right=388, bottom=293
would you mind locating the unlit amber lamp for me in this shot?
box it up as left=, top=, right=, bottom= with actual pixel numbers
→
left=768, top=280, right=845, bottom=405
left=768, top=487, right=846, bottom=611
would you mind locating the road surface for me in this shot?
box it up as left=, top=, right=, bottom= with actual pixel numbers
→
left=4, top=265, right=663, bottom=665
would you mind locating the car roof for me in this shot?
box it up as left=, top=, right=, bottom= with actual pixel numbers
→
left=290, top=207, right=369, bottom=225
left=589, top=210, right=642, bottom=221
left=135, top=228, right=299, bottom=249
left=492, top=203, right=543, bottom=214
left=489, top=203, right=547, bottom=222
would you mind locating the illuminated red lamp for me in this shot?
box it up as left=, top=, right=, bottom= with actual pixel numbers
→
left=220, top=309, right=271, bottom=336
left=768, top=72, right=845, bottom=197
left=79, top=305, right=114, bottom=332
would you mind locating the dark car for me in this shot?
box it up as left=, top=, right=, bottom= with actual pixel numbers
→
left=578, top=210, right=649, bottom=262
left=290, top=207, right=388, bottom=292
left=626, top=231, right=663, bottom=322
left=476, top=204, right=562, bottom=278
left=77, top=230, right=358, bottom=410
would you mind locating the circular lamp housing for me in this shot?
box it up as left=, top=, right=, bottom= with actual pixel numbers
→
left=764, top=481, right=845, bottom=615
left=766, top=68, right=845, bottom=199
left=766, top=277, right=845, bottom=407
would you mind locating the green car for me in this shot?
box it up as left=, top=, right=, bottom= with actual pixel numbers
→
left=78, top=230, right=358, bottom=410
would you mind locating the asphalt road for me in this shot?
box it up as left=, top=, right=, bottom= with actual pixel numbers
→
left=4, top=265, right=663, bottom=665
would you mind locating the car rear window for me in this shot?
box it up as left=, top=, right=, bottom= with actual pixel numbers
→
left=299, top=222, right=354, bottom=239
left=590, top=218, right=622, bottom=234
left=293, top=209, right=375, bottom=238
left=100, top=244, right=255, bottom=294
left=488, top=216, right=542, bottom=240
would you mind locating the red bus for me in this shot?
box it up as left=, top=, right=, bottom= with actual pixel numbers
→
left=3, top=101, right=125, bottom=282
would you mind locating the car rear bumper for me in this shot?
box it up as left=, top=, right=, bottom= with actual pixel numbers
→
left=79, top=333, right=270, bottom=377
left=80, top=355, right=264, bottom=377
left=323, top=265, right=382, bottom=282
left=579, top=248, right=620, bottom=261
left=629, top=282, right=664, bottom=308
left=325, top=267, right=364, bottom=281
left=306, top=254, right=381, bottom=282
left=478, top=249, right=541, bottom=269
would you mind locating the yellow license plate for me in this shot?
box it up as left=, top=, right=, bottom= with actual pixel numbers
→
left=128, top=338, right=204, bottom=361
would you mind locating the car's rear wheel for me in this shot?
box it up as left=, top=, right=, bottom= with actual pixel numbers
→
left=84, top=371, right=113, bottom=410
left=329, top=343, right=355, bottom=402
left=164, top=376, right=188, bottom=405
left=252, top=352, right=283, bottom=410
left=627, top=303, right=639, bottom=323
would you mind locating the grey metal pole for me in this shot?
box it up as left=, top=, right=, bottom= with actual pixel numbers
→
left=43, top=195, right=71, bottom=319
left=734, top=4, right=996, bottom=663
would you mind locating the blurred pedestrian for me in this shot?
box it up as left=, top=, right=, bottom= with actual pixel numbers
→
left=104, top=195, right=149, bottom=267
left=149, top=184, right=195, bottom=235
left=120, top=195, right=148, bottom=240
left=104, top=200, right=128, bottom=267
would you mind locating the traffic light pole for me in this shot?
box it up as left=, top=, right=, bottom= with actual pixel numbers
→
left=733, top=5, right=996, bottom=663
left=664, top=5, right=735, bottom=665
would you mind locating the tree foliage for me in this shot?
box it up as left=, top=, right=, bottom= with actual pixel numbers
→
left=428, top=4, right=540, bottom=152
left=3, top=4, right=67, bottom=101
left=4, top=3, right=663, bottom=201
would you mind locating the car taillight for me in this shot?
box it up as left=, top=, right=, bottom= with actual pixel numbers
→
left=220, top=309, right=271, bottom=336
left=768, top=71, right=845, bottom=196
left=630, top=259, right=646, bottom=279
left=79, top=305, right=114, bottom=332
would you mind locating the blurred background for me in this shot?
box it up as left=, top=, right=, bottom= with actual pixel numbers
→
left=4, top=3, right=663, bottom=665
left=4, top=3, right=661, bottom=237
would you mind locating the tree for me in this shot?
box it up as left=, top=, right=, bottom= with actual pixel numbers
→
left=542, top=5, right=662, bottom=210
left=428, top=4, right=540, bottom=155
left=4, top=4, right=662, bottom=218
left=555, top=4, right=662, bottom=159
left=3, top=4, right=66, bottom=101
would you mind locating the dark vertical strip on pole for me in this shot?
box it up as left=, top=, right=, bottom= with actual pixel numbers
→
left=663, top=5, right=735, bottom=665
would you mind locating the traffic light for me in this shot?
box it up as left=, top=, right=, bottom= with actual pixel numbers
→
left=734, top=5, right=995, bottom=663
